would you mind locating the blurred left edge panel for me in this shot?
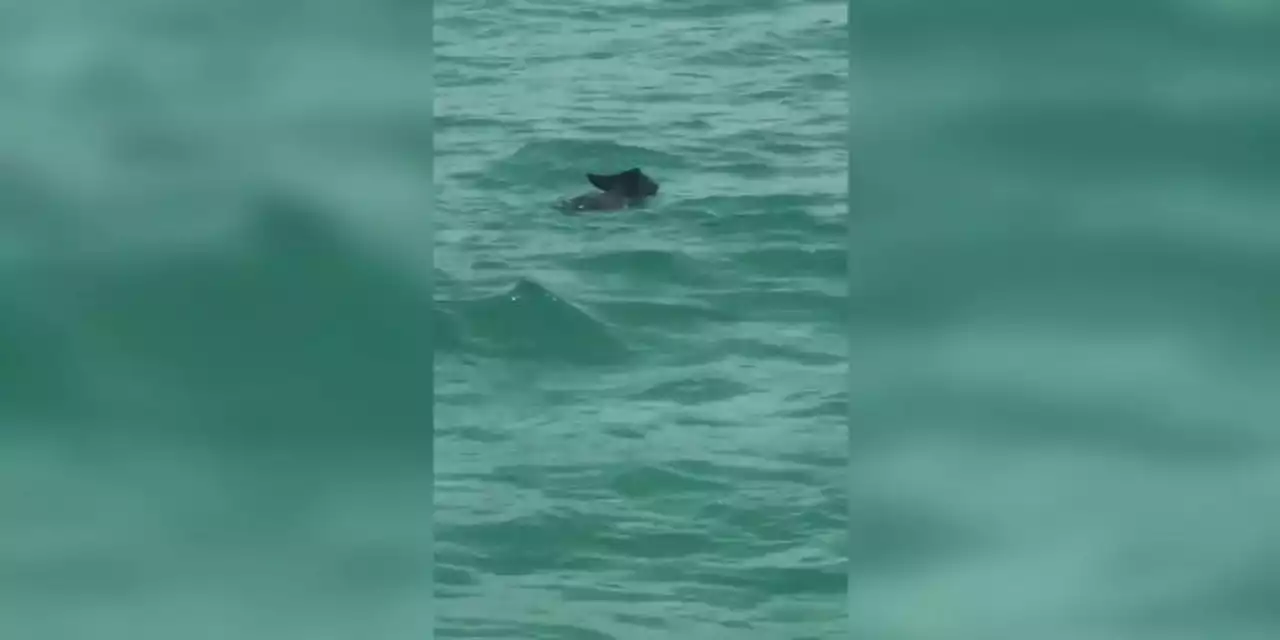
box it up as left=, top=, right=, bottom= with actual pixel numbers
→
left=0, top=1, right=436, bottom=639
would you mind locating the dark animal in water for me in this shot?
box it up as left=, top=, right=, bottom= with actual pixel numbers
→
left=559, top=168, right=659, bottom=212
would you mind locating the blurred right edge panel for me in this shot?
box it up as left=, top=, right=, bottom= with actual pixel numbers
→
left=848, top=2, right=1280, bottom=639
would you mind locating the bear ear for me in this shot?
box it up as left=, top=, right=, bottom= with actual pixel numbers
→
left=587, top=168, right=655, bottom=196
left=586, top=172, right=619, bottom=192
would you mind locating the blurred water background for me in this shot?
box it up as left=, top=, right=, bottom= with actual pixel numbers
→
left=4, top=0, right=1279, bottom=638
left=1, top=0, right=433, bottom=637
left=852, top=2, right=1280, bottom=639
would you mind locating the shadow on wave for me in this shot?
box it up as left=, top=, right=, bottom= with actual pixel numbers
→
left=563, top=247, right=721, bottom=286
left=48, top=191, right=435, bottom=454
left=663, top=193, right=845, bottom=237
left=435, top=278, right=629, bottom=365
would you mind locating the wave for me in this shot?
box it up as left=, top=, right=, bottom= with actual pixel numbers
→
left=563, top=248, right=722, bottom=286
left=435, top=278, right=630, bottom=365
left=4, top=191, right=435, bottom=451
left=454, top=139, right=686, bottom=194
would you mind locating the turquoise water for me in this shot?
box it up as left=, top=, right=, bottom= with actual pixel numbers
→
left=852, top=3, right=1280, bottom=640
left=5, top=0, right=1280, bottom=638
left=434, top=0, right=847, bottom=637
left=1, top=1, right=434, bottom=637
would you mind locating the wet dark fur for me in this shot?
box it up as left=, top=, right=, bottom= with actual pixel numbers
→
left=560, top=168, right=659, bottom=212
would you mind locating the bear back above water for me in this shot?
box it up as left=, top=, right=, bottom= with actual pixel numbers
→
left=560, top=168, right=659, bottom=212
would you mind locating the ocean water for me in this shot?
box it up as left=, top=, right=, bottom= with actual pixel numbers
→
left=852, top=3, right=1280, bottom=639
left=4, top=0, right=1280, bottom=639
left=433, top=0, right=848, bottom=638
left=1, top=1, right=434, bottom=638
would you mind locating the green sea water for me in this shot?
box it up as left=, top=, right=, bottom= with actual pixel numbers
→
left=1, top=0, right=434, bottom=637
left=852, top=3, right=1280, bottom=639
left=434, top=0, right=846, bottom=637
left=3, top=0, right=1279, bottom=638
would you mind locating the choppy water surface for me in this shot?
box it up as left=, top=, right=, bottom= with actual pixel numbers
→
left=434, top=0, right=848, bottom=637
left=5, top=0, right=1279, bottom=637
